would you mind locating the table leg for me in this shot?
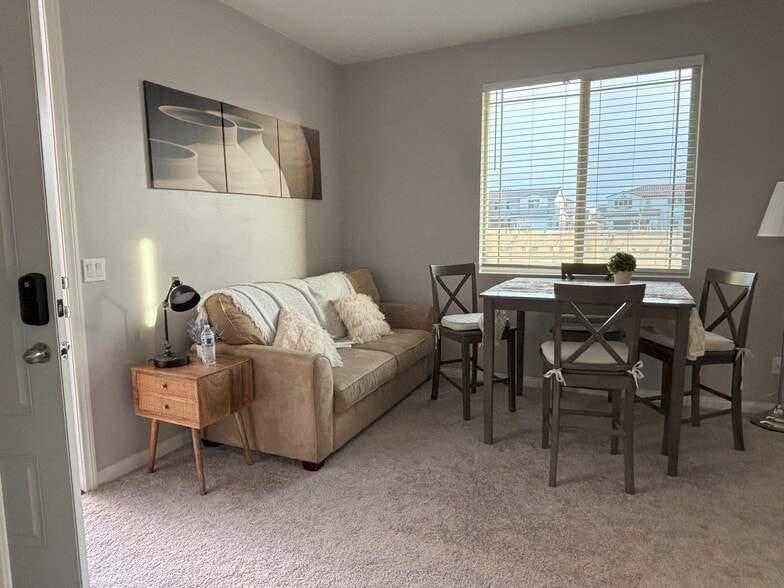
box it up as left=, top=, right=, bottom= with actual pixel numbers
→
left=516, top=310, right=525, bottom=396
left=666, top=306, right=691, bottom=476
left=147, top=419, right=159, bottom=473
left=191, top=428, right=207, bottom=495
left=234, top=411, right=254, bottom=465
left=483, top=299, right=496, bottom=444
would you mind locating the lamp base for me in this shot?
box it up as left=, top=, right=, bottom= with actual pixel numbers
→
left=749, top=404, right=784, bottom=432
left=153, top=351, right=190, bottom=369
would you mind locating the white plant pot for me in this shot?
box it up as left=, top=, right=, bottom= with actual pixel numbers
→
left=614, top=271, right=633, bottom=284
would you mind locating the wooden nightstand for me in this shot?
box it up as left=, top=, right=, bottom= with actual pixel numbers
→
left=131, top=355, right=254, bottom=495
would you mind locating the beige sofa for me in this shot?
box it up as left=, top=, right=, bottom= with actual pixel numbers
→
left=199, top=269, right=433, bottom=469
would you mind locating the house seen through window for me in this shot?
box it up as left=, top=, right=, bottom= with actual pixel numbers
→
left=479, top=57, right=702, bottom=276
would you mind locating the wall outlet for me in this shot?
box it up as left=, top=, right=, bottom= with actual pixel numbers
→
left=772, top=356, right=781, bottom=375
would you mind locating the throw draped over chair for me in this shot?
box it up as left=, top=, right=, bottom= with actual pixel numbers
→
left=638, top=268, right=758, bottom=451
left=541, top=283, right=646, bottom=494
left=429, top=263, right=518, bottom=420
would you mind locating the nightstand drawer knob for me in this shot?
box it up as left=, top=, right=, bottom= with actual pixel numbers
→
left=163, top=404, right=169, bottom=410
left=161, top=383, right=168, bottom=389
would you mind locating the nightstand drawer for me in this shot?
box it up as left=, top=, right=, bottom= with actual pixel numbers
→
left=136, top=372, right=196, bottom=401
left=137, top=390, right=198, bottom=424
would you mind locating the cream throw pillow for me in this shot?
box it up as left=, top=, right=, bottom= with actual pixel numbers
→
left=272, top=309, right=343, bottom=367
left=332, top=293, right=392, bottom=344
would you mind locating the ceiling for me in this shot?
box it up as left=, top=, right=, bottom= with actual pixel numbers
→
left=219, top=0, right=714, bottom=65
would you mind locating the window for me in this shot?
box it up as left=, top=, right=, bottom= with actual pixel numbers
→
left=480, top=57, right=702, bottom=276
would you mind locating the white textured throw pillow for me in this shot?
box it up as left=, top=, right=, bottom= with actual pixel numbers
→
left=332, top=293, right=392, bottom=344
left=273, top=309, right=343, bottom=367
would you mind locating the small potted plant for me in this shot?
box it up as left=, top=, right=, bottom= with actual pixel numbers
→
left=607, top=251, right=637, bottom=284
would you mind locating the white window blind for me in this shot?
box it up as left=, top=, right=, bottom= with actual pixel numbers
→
left=480, top=58, right=702, bottom=276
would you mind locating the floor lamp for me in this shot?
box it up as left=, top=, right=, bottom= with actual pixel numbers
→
left=750, top=181, right=784, bottom=432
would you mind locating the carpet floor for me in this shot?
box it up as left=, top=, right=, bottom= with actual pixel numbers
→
left=83, top=383, right=784, bottom=587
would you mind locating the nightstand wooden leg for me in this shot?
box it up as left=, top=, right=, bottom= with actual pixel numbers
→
left=148, top=419, right=159, bottom=473
left=233, top=411, right=253, bottom=465
left=191, top=428, right=206, bottom=495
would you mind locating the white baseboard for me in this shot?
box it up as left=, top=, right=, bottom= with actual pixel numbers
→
left=96, top=431, right=190, bottom=487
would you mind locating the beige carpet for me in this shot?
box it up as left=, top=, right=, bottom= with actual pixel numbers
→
left=83, top=384, right=784, bottom=587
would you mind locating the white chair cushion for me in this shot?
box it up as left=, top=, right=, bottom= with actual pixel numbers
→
left=441, top=312, right=482, bottom=331
left=541, top=340, right=630, bottom=365
left=640, top=328, right=735, bottom=353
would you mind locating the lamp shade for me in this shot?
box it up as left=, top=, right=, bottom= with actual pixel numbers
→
left=169, top=283, right=200, bottom=311
left=757, top=182, right=784, bottom=237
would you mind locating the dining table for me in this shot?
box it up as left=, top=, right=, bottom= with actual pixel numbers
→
left=480, top=277, right=696, bottom=477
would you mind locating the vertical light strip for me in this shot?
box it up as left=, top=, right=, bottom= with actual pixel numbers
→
left=139, top=238, right=158, bottom=328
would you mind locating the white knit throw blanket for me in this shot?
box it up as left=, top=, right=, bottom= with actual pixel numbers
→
left=196, top=272, right=355, bottom=344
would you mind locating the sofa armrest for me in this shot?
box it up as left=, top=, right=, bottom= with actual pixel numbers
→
left=206, top=342, right=335, bottom=463
left=380, top=302, right=433, bottom=333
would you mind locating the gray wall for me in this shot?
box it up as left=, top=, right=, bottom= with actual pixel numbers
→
left=340, top=0, right=784, bottom=403
left=59, top=0, right=343, bottom=470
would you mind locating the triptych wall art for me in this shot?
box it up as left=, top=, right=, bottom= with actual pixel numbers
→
left=143, top=81, right=321, bottom=199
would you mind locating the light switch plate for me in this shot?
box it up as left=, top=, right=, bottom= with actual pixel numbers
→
left=81, top=258, right=106, bottom=282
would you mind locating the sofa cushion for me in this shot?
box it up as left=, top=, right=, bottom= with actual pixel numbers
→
left=204, top=293, right=265, bottom=345
left=345, top=268, right=381, bottom=304
left=332, top=293, right=392, bottom=343
left=354, top=329, right=432, bottom=373
left=333, top=348, right=397, bottom=413
left=272, top=309, right=343, bottom=367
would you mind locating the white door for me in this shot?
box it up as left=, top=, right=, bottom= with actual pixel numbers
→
left=0, top=0, right=87, bottom=585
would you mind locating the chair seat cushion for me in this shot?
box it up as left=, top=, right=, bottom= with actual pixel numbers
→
left=441, top=312, right=481, bottom=331
left=640, top=328, right=734, bottom=352
left=541, top=340, right=630, bottom=366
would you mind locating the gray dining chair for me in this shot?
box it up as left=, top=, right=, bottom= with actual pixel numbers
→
left=638, top=268, right=758, bottom=451
left=429, top=263, right=518, bottom=420
left=541, top=282, right=646, bottom=494
left=559, top=262, right=622, bottom=342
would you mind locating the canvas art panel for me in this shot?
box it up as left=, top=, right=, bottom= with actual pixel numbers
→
left=143, top=81, right=321, bottom=199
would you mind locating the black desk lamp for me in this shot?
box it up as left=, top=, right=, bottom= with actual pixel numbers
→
left=153, top=276, right=200, bottom=368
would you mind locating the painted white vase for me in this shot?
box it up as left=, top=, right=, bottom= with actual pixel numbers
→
left=158, top=105, right=267, bottom=194
left=148, top=139, right=214, bottom=191
left=211, top=111, right=287, bottom=198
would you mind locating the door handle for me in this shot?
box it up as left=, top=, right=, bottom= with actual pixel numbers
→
left=23, top=342, right=51, bottom=364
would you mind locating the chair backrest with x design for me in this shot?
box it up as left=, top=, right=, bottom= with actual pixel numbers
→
left=697, top=268, right=758, bottom=349
left=552, top=283, right=646, bottom=374
left=561, top=262, right=613, bottom=281
left=429, top=263, right=478, bottom=324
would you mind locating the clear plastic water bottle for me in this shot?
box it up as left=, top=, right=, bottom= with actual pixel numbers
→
left=200, top=324, right=216, bottom=365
